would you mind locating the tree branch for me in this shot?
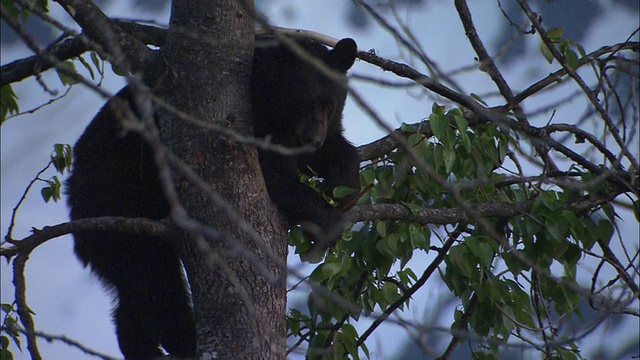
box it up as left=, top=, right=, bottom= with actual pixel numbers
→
left=0, top=3, right=112, bottom=98
left=346, top=191, right=620, bottom=226
left=356, top=228, right=461, bottom=347
left=436, top=293, right=479, bottom=360
left=1, top=21, right=166, bottom=87
left=509, top=41, right=639, bottom=110
left=454, top=0, right=515, bottom=103
left=13, top=252, right=42, bottom=360
left=455, top=0, right=559, bottom=173
left=52, top=0, right=155, bottom=76
left=517, top=0, right=639, bottom=172
left=1, top=217, right=169, bottom=259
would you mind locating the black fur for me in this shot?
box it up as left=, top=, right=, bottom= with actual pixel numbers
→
left=67, top=37, right=358, bottom=359
left=252, top=37, right=360, bottom=245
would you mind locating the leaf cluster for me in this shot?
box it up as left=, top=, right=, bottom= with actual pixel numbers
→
left=286, top=94, right=632, bottom=358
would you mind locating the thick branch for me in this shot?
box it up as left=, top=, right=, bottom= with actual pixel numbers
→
left=1, top=3, right=118, bottom=103
left=1, top=21, right=166, bottom=87
left=347, top=201, right=533, bottom=225
left=1, top=217, right=169, bottom=259
left=346, top=191, right=618, bottom=225
left=52, top=0, right=154, bottom=75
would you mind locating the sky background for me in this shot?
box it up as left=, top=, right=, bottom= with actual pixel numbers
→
left=1, top=1, right=638, bottom=359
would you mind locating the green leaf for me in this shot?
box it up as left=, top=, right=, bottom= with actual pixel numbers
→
left=443, top=147, right=456, bottom=174
left=574, top=216, right=597, bottom=251
left=429, top=113, right=450, bottom=143
left=540, top=42, right=554, bottom=64
left=566, top=49, right=579, bottom=70
left=501, top=305, right=516, bottom=334
left=470, top=93, right=488, bottom=106
left=381, top=282, right=398, bottom=303
left=556, top=348, right=578, bottom=360
left=1, top=303, right=13, bottom=314
left=471, top=352, right=497, bottom=360
left=376, top=221, right=387, bottom=238
left=1, top=347, right=15, bottom=360
left=448, top=245, right=472, bottom=278
left=41, top=187, right=53, bottom=203
left=77, top=55, right=96, bottom=80
left=376, top=166, right=394, bottom=199
left=56, top=61, right=80, bottom=85
left=404, top=268, right=418, bottom=282
left=559, top=39, right=570, bottom=54
left=110, top=62, right=126, bottom=77
left=1, top=0, right=21, bottom=21
left=401, top=201, right=422, bottom=215
left=385, top=234, right=399, bottom=255
left=400, top=122, right=417, bottom=133
left=408, top=225, right=429, bottom=250
left=322, top=261, right=342, bottom=279
left=341, top=323, right=358, bottom=340
left=465, top=236, right=481, bottom=258
left=52, top=143, right=73, bottom=174
left=433, top=144, right=444, bottom=173
left=597, top=219, right=614, bottom=246
left=478, top=242, right=495, bottom=270
left=361, top=168, right=375, bottom=185
left=431, top=102, right=445, bottom=115
left=90, top=51, right=102, bottom=69
left=545, top=217, right=567, bottom=242
left=289, top=227, right=314, bottom=255
left=333, top=185, right=357, bottom=199
left=40, top=176, right=62, bottom=203
left=547, top=27, right=564, bottom=41
left=453, top=113, right=471, bottom=151
left=1, top=84, right=20, bottom=123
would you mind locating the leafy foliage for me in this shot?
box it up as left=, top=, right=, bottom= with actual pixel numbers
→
left=539, top=27, right=586, bottom=70
left=40, top=144, right=73, bottom=203
left=287, top=95, right=635, bottom=358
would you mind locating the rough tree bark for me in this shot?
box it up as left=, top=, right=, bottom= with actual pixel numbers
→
left=159, top=1, right=288, bottom=358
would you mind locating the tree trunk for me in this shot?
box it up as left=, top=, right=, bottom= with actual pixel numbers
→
left=159, top=1, right=287, bottom=358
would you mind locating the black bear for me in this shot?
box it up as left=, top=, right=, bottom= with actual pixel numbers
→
left=252, top=36, right=360, bottom=247
left=67, top=36, right=359, bottom=359
left=67, top=85, right=196, bottom=359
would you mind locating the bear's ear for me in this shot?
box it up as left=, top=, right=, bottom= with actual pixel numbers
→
left=329, top=38, right=357, bottom=72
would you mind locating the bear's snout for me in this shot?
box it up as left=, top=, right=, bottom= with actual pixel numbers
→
left=297, top=113, right=328, bottom=150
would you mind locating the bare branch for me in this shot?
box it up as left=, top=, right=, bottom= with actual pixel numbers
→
left=517, top=0, right=640, bottom=172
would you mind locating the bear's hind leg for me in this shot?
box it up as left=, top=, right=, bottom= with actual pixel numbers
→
left=114, top=290, right=164, bottom=359
left=157, top=255, right=196, bottom=357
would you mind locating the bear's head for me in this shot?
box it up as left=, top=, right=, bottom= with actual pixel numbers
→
left=252, top=37, right=358, bottom=150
